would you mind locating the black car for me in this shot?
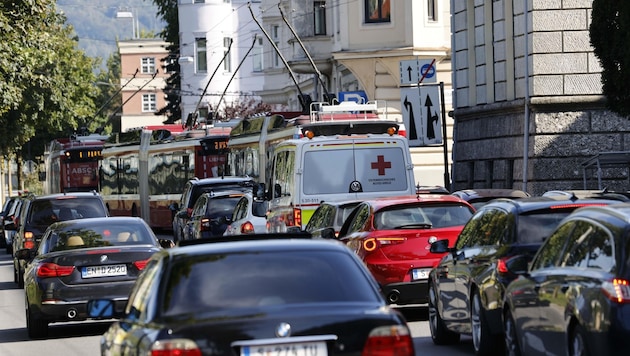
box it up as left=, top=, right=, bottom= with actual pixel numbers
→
left=13, top=192, right=110, bottom=288
left=88, top=236, right=415, bottom=356
left=304, top=200, right=362, bottom=239
left=183, top=191, right=246, bottom=240
left=170, top=176, right=255, bottom=242
left=503, top=203, right=630, bottom=356
left=427, top=196, right=617, bottom=355
left=451, top=188, right=530, bottom=209
left=1, top=196, right=22, bottom=254
left=16, top=216, right=170, bottom=339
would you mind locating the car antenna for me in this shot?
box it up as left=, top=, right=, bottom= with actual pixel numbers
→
left=248, top=2, right=309, bottom=113
left=278, top=4, right=334, bottom=104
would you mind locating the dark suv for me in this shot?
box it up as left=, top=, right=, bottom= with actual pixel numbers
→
left=170, top=176, right=255, bottom=242
left=427, top=196, right=617, bottom=356
left=13, top=192, right=109, bottom=287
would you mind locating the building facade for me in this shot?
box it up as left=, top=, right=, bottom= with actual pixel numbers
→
left=451, top=0, right=630, bottom=195
left=118, top=39, right=169, bottom=132
left=177, top=0, right=267, bottom=124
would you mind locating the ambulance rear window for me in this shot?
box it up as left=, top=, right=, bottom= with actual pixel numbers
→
left=302, top=146, right=409, bottom=195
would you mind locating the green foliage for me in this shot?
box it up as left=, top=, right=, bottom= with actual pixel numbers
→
left=152, top=0, right=181, bottom=124
left=590, top=0, right=630, bottom=117
left=0, top=0, right=99, bottom=162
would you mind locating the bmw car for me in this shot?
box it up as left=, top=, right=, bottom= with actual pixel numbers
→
left=17, top=217, right=169, bottom=338
left=88, top=235, right=415, bottom=356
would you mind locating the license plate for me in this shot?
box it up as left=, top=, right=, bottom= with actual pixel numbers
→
left=82, top=264, right=127, bottom=278
left=240, top=341, right=327, bottom=356
left=412, top=268, right=431, bottom=280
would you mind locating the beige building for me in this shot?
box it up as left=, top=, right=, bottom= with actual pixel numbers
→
left=450, top=1, right=630, bottom=195
left=118, top=39, right=170, bottom=132
left=256, top=0, right=453, bottom=187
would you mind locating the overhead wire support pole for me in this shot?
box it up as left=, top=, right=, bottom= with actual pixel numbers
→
left=216, top=35, right=259, bottom=123
left=194, top=38, right=233, bottom=125
left=248, top=2, right=307, bottom=111
left=277, top=3, right=332, bottom=103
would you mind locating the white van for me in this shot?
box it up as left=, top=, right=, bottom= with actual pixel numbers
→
left=266, top=131, right=416, bottom=232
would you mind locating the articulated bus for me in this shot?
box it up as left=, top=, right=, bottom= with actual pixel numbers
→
left=99, top=127, right=231, bottom=230
left=227, top=101, right=416, bottom=231
left=43, top=134, right=109, bottom=194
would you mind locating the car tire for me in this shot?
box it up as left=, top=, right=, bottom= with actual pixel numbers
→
left=504, top=309, right=521, bottom=356
left=26, top=297, right=48, bottom=339
left=17, top=265, right=24, bottom=289
left=471, top=292, right=502, bottom=356
left=570, top=324, right=589, bottom=356
left=428, top=282, right=460, bottom=345
left=13, top=261, right=17, bottom=283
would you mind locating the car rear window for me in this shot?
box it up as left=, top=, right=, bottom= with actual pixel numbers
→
left=517, top=211, right=574, bottom=244
left=252, top=200, right=268, bottom=217
left=205, top=196, right=242, bottom=218
left=190, top=183, right=253, bottom=208
left=161, top=250, right=380, bottom=316
left=375, top=204, right=473, bottom=229
left=28, top=198, right=107, bottom=226
left=44, top=226, right=154, bottom=252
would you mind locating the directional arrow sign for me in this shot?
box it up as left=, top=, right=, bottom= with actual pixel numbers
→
left=400, top=87, right=424, bottom=147
left=419, top=86, right=442, bottom=145
left=400, top=60, right=419, bottom=85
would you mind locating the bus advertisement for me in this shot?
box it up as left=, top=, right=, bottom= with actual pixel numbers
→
left=99, top=127, right=231, bottom=230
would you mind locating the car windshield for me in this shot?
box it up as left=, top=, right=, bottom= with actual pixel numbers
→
left=161, top=250, right=380, bottom=316
left=375, top=204, right=473, bottom=229
left=44, top=226, right=154, bottom=252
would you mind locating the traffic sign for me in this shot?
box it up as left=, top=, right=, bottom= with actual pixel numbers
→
left=399, top=58, right=437, bottom=85
left=400, top=86, right=442, bottom=146
left=400, top=60, right=420, bottom=85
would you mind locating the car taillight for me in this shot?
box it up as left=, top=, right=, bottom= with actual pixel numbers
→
left=200, top=218, right=211, bottom=231
left=37, top=263, right=75, bottom=278
left=602, top=278, right=630, bottom=303
left=151, top=339, right=202, bottom=356
left=293, top=207, right=301, bottom=227
left=133, top=259, right=150, bottom=270
left=362, top=325, right=414, bottom=356
left=497, top=258, right=509, bottom=274
left=24, top=231, right=35, bottom=249
left=241, top=221, right=255, bottom=234
left=363, top=237, right=406, bottom=252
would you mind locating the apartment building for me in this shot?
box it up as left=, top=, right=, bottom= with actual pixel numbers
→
left=118, top=39, right=169, bottom=132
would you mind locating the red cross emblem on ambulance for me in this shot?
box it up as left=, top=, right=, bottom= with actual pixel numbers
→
left=371, top=155, right=392, bottom=176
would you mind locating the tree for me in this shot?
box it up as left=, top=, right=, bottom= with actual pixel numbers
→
left=152, top=0, right=182, bottom=124
left=0, top=0, right=98, bottom=161
left=590, top=1, right=630, bottom=117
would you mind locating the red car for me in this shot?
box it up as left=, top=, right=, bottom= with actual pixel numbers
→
left=338, top=194, right=475, bottom=305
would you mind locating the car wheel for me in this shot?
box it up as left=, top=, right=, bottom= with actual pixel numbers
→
left=504, top=309, right=521, bottom=356
left=25, top=297, right=48, bottom=339
left=570, top=324, right=589, bottom=356
left=471, top=292, right=502, bottom=356
left=428, top=282, right=460, bottom=345
left=17, top=265, right=24, bottom=289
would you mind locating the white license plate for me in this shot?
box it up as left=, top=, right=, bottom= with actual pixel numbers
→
left=241, top=341, right=327, bottom=356
left=82, top=264, right=127, bottom=278
left=412, top=268, right=431, bottom=280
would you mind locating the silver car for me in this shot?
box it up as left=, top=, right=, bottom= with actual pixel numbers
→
left=223, top=192, right=268, bottom=235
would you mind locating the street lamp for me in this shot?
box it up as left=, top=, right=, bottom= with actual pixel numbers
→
left=116, top=8, right=138, bottom=39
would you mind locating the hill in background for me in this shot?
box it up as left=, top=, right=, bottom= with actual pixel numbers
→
left=57, top=0, right=165, bottom=72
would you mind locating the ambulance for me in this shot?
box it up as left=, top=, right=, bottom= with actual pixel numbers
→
left=266, top=127, right=416, bottom=232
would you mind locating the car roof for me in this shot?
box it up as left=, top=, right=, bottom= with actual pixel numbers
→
left=360, top=194, right=473, bottom=211
left=562, top=202, right=630, bottom=223
left=174, top=235, right=348, bottom=257
left=188, top=176, right=254, bottom=186
left=46, top=216, right=148, bottom=229
left=29, top=192, right=102, bottom=200
left=451, top=188, right=530, bottom=200
left=477, top=196, right=618, bottom=214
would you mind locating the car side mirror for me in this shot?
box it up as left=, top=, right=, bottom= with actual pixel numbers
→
left=320, top=227, right=336, bottom=239
left=15, top=248, right=34, bottom=261
left=177, top=211, right=189, bottom=219
left=429, top=239, right=451, bottom=254
left=169, top=203, right=179, bottom=212
left=504, top=254, right=530, bottom=276
left=159, top=239, right=174, bottom=249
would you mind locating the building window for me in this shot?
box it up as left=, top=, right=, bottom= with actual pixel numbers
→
left=427, top=0, right=437, bottom=22
left=141, top=57, right=156, bottom=74
left=252, top=36, right=263, bottom=72
left=196, top=38, right=207, bottom=73
left=314, top=1, right=326, bottom=35
left=365, top=0, right=390, bottom=23
left=223, top=37, right=232, bottom=72
left=142, top=94, right=157, bottom=112
left=271, top=25, right=280, bottom=68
